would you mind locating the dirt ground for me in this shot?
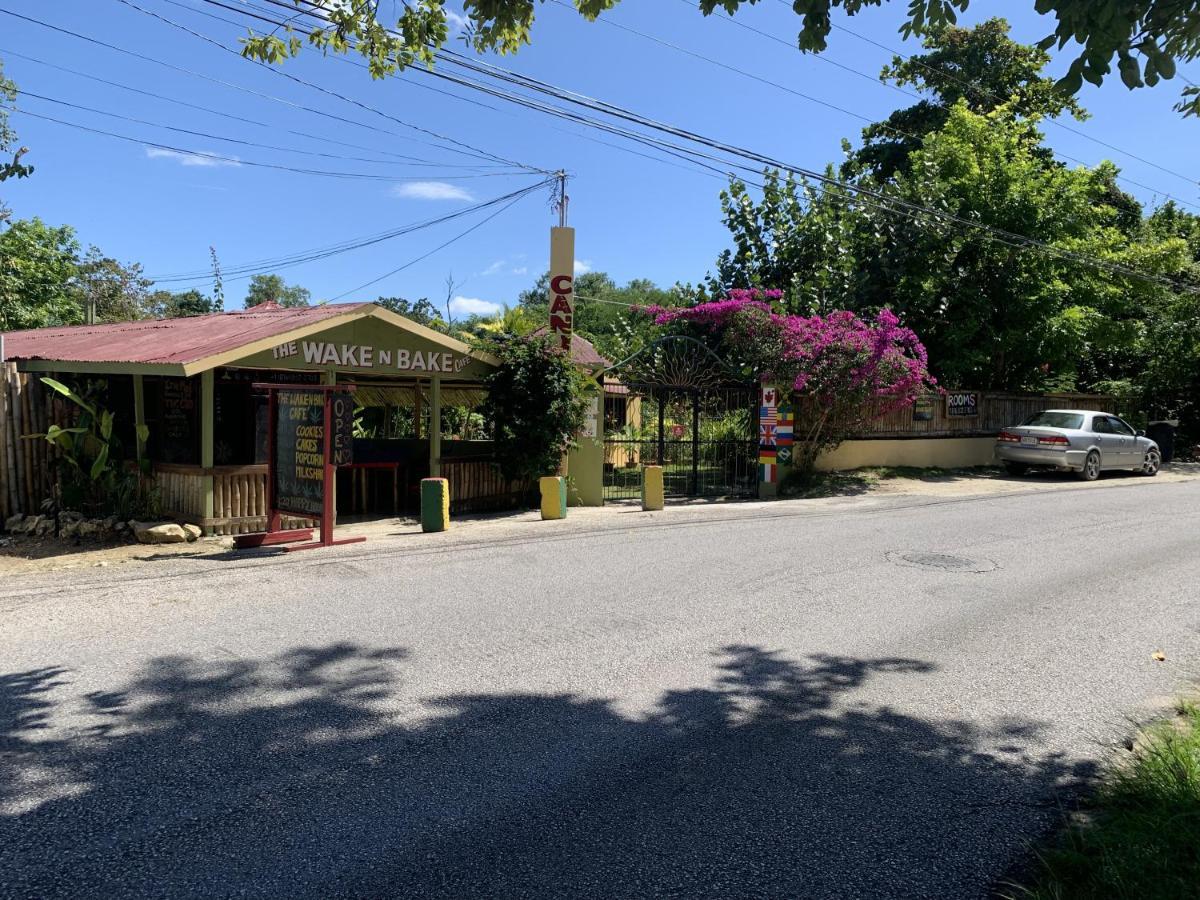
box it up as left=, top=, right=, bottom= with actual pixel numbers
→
left=2, top=462, right=1196, bottom=579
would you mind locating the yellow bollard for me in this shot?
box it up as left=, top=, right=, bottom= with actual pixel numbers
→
left=642, top=465, right=664, bottom=511
left=540, top=476, right=567, bottom=520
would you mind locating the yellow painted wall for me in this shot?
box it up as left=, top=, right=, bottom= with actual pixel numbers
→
left=815, top=437, right=997, bottom=471
left=567, top=436, right=605, bottom=507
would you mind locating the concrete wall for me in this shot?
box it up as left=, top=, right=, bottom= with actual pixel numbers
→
left=815, top=437, right=997, bottom=471
left=567, top=435, right=605, bottom=507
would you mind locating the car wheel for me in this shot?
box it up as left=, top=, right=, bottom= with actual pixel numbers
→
left=1141, top=448, right=1161, bottom=477
left=1077, top=450, right=1101, bottom=482
left=1003, top=462, right=1028, bottom=476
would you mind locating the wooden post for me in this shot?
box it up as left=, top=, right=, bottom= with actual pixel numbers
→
left=132, top=373, right=146, bottom=461
left=0, top=364, right=9, bottom=520
left=5, top=367, right=19, bottom=515
left=200, top=370, right=215, bottom=531
left=429, top=375, right=442, bottom=477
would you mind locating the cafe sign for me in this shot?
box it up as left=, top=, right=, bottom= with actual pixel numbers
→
left=271, top=340, right=472, bottom=374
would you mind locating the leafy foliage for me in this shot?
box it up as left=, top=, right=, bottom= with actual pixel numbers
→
left=244, top=273, right=311, bottom=308
left=0, top=58, right=32, bottom=189
left=374, top=295, right=447, bottom=329
left=30, top=377, right=153, bottom=517
left=643, top=290, right=938, bottom=476
left=846, top=18, right=1086, bottom=180
left=0, top=218, right=82, bottom=331
left=239, top=1, right=1200, bottom=115
left=146, top=289, right=222, bottom=318
left=77, top=248, right=154, bottom=324
left=478, top=332, right=588, bottom=482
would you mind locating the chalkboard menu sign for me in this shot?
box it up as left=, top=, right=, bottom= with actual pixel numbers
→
left=274, top=390, right=328, bottom=517
left=160, top=377, right=198, bottom=463
left=271, top=389, right=355, bottom=517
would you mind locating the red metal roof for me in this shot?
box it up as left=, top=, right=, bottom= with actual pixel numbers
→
left=0, top=303, right=373, bottom=367
left=529, top=327, right=612, bottom=369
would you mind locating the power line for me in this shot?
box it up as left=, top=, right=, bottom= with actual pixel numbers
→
left=11, top=105, right=525, bottom=182
left=148, top=178, right=555, bottom=284
left=0, top=6, right=521, bottom=167
left=329, top=184, right=547, bottom=301
left=112, top=0, right=553, bottom=173
left=231, top=0, right=1200, bottom=294
left=16, top=88, right=528, bottom=175
left=0, top=46, right=508, bottom=168
left=803, top=2, right=1200, bottom=189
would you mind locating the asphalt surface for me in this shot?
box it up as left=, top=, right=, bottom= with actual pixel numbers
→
left=2, top=479, right=1199, bottom=899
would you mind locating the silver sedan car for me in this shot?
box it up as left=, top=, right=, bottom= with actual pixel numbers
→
left=995, top=409, right=1162, bottom=481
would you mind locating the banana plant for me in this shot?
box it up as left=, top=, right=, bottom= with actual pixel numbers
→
left=26, top=377, right=150, bottom=511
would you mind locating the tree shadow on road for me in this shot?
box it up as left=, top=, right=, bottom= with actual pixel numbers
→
left=0, top=643, right=1093, bottom=899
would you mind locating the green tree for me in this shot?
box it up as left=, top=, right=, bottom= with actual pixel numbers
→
left=847, top=18, right=1086, bottom=180
left=0, top=218, right=81, bottom=331
left=77, top=247, right=153, bottom=323
left=0, top=58, right=33, bottom=191
left=147, top=288, right=222, bottom=318
left=478, top=332, right=588, bottom=482
left=244, top=273, right=311, bottom=308
left=240, top=1, right=1200, bottom=116
left=374, top=295, right=446, bottom=328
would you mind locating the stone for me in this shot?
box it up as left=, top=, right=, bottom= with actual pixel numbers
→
left=34, top=516, right=56, bottom=537
left=58, top=510, right=84, bottom=526
left=77, top=520, right=104, bottom=539
left=60, top=521, right=81, bottom=539
left=15, top=515, right=43, bottom=535
left=181, top=524, right=203, bottom=542
left=130, top=521, right=189, bottom=544
left=4, top=513, right=24, bottom=533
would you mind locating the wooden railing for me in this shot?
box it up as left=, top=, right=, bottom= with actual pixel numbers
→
left=440, top=455, right=534, bottom=514
left=154, top=464, right=313, bottom=536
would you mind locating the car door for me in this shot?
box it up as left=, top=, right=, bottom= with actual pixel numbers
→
left=1107, top=416, right=1139, bottom=466
left=1089, top=414, right=1117, bottom=466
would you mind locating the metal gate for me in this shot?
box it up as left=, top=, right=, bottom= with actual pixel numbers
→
left=601, top=337, right=757, bottom=501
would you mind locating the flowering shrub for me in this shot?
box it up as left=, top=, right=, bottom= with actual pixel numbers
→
left=640, top=290, right=939, bottom=477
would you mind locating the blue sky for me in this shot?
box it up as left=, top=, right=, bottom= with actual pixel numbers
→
left=2, top=0, right=1197, bottom=317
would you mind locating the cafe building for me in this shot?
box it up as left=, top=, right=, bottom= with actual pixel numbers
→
left=0, top=301, right=544, bottom=533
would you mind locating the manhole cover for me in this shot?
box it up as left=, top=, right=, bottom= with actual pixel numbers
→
left=886, top=551, right=998, bottom=573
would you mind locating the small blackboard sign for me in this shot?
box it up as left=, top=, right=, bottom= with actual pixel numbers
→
left=947, top=391, right=980, bottom=417
left=912, top=397, right=934, bottom=422
left=273, top=390, right=327, bottom=517
left=160, top=377, right=198, bottom=463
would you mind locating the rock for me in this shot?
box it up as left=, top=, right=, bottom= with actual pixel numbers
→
left=5, top=513, right=25, bottom=533
left=130, top=521, right=189, bottom=544
left=60, top=521, right=81, bottom=539
left=34, top=516, right=56, bottom=537
left=15, top=515, right=43, bottom=535
left=100, top=516, right=118, bottom=536
left=181, top=524, right=203, bottom=542
left=58, top=510, right=83, bottom=526
left=77, top=519, right=104, bottom=539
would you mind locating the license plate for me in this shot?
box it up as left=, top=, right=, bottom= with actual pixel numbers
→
left=1021, top=436, right=1038, bottom=446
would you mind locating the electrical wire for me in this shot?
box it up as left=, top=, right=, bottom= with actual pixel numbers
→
left=328, top=186, right=545, bottom=301
left=16, top=88, right=528, bottom=174
left=147, top=178, right=554, bottom=283
left=0, top=6, right=524, bottom=167
left=113, top=0, right=554, bottom=173
left=0, top=46, right=509, bottom=168
left=216, top=0, right=1200, bottom=294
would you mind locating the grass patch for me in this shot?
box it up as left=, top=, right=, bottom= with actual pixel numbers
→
left=1009, top=701, right=1200, bottom=900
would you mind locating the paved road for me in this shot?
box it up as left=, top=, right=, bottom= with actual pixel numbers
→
left=2, top=480, right=1199, bottom=899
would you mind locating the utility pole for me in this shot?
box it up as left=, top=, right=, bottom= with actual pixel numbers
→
left=547, top=171, right=575, bottom=353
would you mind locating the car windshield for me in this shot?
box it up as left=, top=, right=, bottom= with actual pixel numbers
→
left=1021, top=412, right=1083, bottom=429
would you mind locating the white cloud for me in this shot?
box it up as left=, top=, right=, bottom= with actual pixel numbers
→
left=445, top=9, right=469, bottom=32
left=574, top=259, right=593, bottom=275
left=391, top=181, right=473, bottom=201
left=449, top=295, right=502, bottom=317
left=510, top=266, right=528, bottom=275
left=481, top=259, right=506, bottom=276
left=145, top=147, right=240, bottom=168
